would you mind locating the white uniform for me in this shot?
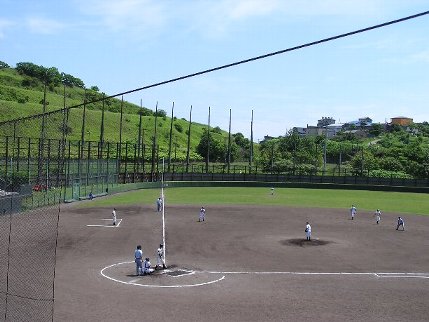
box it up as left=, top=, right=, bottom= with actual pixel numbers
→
left=350, top=206, right=356, bottom=220
left=143, top=259, right=154, bottom=275
left=305, top=223, right=312, bottom=240
left=156, top=246, right=166, bottom=268
left=199, top=207, right=206, bottom=222
left=112, top=209, right=117, bottom=226
left=134, top=248, right=143, bottom=276
left=375, top=210, right=381, bottom=224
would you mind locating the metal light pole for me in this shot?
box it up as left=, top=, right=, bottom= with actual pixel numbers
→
left=319, top=117, right=335, bottom=174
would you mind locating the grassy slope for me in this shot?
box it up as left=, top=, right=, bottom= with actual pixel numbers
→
left=0, top=67, right=224, bottom=158
left=80, top=187, right=429, bottom=216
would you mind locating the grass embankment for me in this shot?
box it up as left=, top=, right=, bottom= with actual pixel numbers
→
left=78, top=187, right=429, bottom=216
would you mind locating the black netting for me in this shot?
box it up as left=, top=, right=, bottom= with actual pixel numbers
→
left=0, top=205, right=59, bottom=322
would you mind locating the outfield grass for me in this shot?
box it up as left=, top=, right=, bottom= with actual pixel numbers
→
left=78, top=187, right=429, bottom=216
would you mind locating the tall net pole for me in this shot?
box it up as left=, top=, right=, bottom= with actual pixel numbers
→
left=161, top=158, right=166, bottom=265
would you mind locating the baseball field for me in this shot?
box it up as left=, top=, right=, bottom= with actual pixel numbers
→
left=51, top=187, right=429, bottom=321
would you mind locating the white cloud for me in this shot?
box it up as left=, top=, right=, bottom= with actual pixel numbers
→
left=75, top=0, right=167, bottom=34
left=277, top=0, right=382, bottom=16
left=0, top=19, right=15, bottom=38
left=411, top=49, right=429, bottom=63
left=226, top=0, right=280, bottom=19
left=27, top=17, right=65, bottom=34
left=70, top=0, right=408, bottom=41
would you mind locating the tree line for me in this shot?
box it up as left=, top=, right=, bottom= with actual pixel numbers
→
left=255, top=123, right=429, bottom=178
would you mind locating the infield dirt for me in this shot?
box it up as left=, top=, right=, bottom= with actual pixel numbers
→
left=53, top=202, right=429, bottom=321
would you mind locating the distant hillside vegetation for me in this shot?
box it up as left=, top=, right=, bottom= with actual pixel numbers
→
left=0, top=61, right=252, bottom=162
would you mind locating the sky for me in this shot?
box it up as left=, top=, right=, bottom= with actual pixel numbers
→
left=1, top=0, right=429, bottom=142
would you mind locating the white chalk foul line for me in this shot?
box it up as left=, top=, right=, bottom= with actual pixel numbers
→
left=100, top=261, right=225, bottom=288
left=101, top=261, right=429, bottom=289
left=204, top=271, right=429, bottom=279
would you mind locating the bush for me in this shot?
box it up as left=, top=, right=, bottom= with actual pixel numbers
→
left=1, top=172, right=29, bottom=191
left=368, top=169, right=413, bottom=179
left=174, top=123, right=183, bottom=133
left=154, top=109, right=167, bottom=117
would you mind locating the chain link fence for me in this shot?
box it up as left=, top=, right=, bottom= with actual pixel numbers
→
left=0, top=203, right=60, bottom=322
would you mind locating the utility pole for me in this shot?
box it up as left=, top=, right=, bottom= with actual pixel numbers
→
left=318, top=117, right=335, bottom=174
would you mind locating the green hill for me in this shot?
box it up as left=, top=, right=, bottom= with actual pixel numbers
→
left=0, top=63, right=231, bottom=161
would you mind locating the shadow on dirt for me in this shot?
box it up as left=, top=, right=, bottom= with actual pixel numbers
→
left=281, top=238, right=332, bottom=247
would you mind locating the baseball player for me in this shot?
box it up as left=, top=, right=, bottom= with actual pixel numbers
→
left=143, top=257, right=154, bottom=275
left=350, top=205, right=357, bottom=220
left=112, top=208, right=117, bottom=226
left=374, top=209, right=381, bottom=224
left=134, top=245, right=143, bottom=276
left=305, top=222, right=312, bottom=241
left=396, top=216, right=405, bottom=231
left=199, top=206, right=206, bottom=222
left=155, top=244, right=167, bottom=269
left=156, top=197, right=163, bottom=212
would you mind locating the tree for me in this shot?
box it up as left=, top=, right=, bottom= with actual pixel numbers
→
left=0, top=61, right=10, bottom=69
left=196, top=130, right=226, bottom=162
left=232, top=132, right=251, bottom=161
left=350, top=149, right=378, bottom=174
left=368, top=123, right=384, bottom=136
left=61, top=72, right=85, bottom=88
left=154, top=109, right=167, bottom=117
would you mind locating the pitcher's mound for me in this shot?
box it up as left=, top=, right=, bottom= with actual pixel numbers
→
left=281, top=238, right=332, bottom=247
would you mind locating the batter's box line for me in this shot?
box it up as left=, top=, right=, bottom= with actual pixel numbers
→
left=87, top=219, right=123, bottom=227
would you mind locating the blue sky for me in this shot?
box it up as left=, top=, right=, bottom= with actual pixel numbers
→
left=1, top=0, right=429, bottom=141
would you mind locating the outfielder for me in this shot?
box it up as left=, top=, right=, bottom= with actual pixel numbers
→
left=305, top=222, right=312, bottom=241
left=155, top=244, right=166, bottom=269
left=350, top=205, right=357, bottom=220
left=112, top=208, right=117, bottom=226
left=199, top=206, right=206, bottom=222
left=156, top=197, right=163, bottom=212
left=374, top=209, right=381, bottom=224
left=134, top=245, right=143, bottom=276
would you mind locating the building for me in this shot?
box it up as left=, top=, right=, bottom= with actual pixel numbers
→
left=343, top=117, right=373, bottom=129
left=390, top=116, right=413, bottom=126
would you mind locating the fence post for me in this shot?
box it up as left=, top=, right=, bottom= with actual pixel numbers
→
left=5, top=136, right=8, bottom=178
left=133, top=143, right=137, bottom=182
left=16, top=137, right=20, bottom=173
left=27, top=138, right=31, bottom=185
left=106, top=142, right=110, bottom=189
left=125, top=142, right=129, bottom=182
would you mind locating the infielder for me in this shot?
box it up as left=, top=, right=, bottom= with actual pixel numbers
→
left=134, top=245, right=143, bottom=276
left=396, top=216, right=405, bottom=231
left=350, top=205, right=357, bottom=220
left=143, top=257, right=154, bottom=275
left=112, top=208, right=117, bottom=226
left=199, top=206, right=206, bottom=222
left=305, top=222, right=312, bottom=241
left=374, top=209, right=381, bottom=224
left=155, top=244, right=166, bottom=269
